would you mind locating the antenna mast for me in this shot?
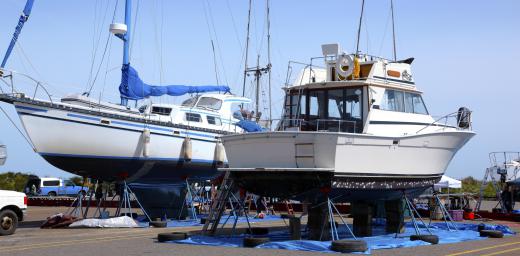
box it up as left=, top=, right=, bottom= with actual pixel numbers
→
left=391, top=0, right=397, bottom=61
left=355, top=0, right=365, bottom=56
left=266, top=0, right=272, bottom=128
left=242, top=0, right=252, bottom=97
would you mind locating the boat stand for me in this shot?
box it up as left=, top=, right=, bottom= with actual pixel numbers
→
left=202, top=171, right=252, bottom=236
left=67, top=179, right=88, bottom=218
left=177, top=179, right=200, bottom=221
left=322, top=197, right=356, bottom=241
left=114, top=180, right=151, bottom=221
left=428, top=191, right=458, bottom=231
left=399, top=192, right=433, bottom=238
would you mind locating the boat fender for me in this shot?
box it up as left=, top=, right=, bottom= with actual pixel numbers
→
left=142, top=128, right=151, bottom=157
left=336, top=53, right=354, bottom=78
left=457, top=107, right=471, bottom=129
left=214, top=141, right=225, bottom=166
left=182, top=136, right=192, bottom=162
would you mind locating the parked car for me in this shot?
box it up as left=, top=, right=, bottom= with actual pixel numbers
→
left=24, top=176, right=86, bottom=197
left=0, top=189, right=27, bottom=236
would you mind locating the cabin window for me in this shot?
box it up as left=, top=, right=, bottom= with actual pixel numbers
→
left=283, top=87, right=363, bottom=133
left=197, top=97, right=222, bottom=110
left=381, top=89, right=428, bottom=114
left=181, top=97, right=198, bottom=107
left=43, top=180, right=60, bottom=187
left=207, top=116, right=222, bottom=125
left=405, top=92, right=428, bottom=114
left=151, top=106, right=172, bottom=116
left=185, top=113, right=202, bottom=122
left=381, top=90, right=405, bottom=112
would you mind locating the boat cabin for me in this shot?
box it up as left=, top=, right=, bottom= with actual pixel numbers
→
left=280, top=43, right=436, bottom=136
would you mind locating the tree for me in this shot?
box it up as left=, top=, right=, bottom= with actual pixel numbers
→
left=0, top=172, right=30, bottom=192
left=69, top=176, right=84, bottom=186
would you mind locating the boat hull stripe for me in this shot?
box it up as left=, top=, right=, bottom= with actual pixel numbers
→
left=15, top=105, right=47, bottom=112
left=18, top=112, right=215, bottom=142
left=39, top=152, right=220, bottom=164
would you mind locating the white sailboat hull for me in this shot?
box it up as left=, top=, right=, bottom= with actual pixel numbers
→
left=14, top=101, right=224, bottom=183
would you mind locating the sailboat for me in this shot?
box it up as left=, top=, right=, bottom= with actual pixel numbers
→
left=0, top=0, right=254, bottom=217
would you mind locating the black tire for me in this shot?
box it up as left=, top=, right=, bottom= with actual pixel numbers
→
left=410, top=234, right=439, bottom=244
left=0, top=209, right=18, bottom=236
left=78, top=190, right=87, bottom=197
left=243, top=237, right=270, bottom=247
left=48, top=191, right=57, bottom=197
left=477, top=223, right=486, bottom=232
left=480, top=230, right=504, bottom=238
left=280, top=214, right=294, bottom=219
left=245, top=227, right=269, bottom=235
left=330, top=239, right=368, bottom=253
left=157, top=232, right=189, bottom=242
left=150, top=221, right=167, bottom=228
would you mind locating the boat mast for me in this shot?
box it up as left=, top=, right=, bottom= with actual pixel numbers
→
left=241, top=0, right=252, bottom=98
left=123, top=0, right=132, bottom=66
left=266, top=0, right=272, bottom=128
left=391, top=0, right=397, bottom=61
left=1, top=0, right=35, bottom=69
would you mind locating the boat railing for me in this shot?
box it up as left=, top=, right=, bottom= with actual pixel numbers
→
left=274, top=118, right=358, bottom=133
left=415, top=109, right=472, bottom=134
left=0, top=68, right=54, bottom=104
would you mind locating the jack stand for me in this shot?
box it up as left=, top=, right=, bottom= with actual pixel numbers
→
left=327, top=197, right=356, bottom=241
left=178, top=179, right=199, bottom=221
left=222, top=191, right=252, bottom=237
left=115, top=180, right=151, bottom=222
left=400, top=192, right=433, bottom=238
left=67, top=179, right=87, bottom=218
left=429, top=192, right=458, bottom=231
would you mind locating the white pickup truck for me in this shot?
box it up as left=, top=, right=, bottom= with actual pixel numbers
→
left=0, top=190, right=27, bottom=235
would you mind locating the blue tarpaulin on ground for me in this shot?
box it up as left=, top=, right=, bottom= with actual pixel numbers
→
left=138, top=214, right=281, bottom=228
left=170, top=222, right=515, bottom=254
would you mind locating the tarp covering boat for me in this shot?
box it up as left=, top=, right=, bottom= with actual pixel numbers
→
left=119, top=64, right=230, bottom=100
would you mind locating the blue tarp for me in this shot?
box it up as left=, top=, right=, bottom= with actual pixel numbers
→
left=236, top=120, right=265, bottom=132
left=119, top=64, right=230, bottom=100
left=170, top=222, right=515, bottom=254
left=138, top=214, right=281, bottom=228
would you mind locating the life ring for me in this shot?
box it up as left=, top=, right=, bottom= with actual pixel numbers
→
left=336, top=53, right=354, bottom=78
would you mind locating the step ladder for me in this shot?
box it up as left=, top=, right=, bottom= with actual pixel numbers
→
left=202, top=171, right=235, bottom=235
left=475, top=167, right=506, bottom=213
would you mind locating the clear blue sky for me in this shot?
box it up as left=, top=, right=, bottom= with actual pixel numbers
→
left=0, top=0, right=519, bottom=179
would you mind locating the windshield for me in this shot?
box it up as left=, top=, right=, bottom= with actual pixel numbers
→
left=196, top=97, right=222, bottom=110
left=181, top=96, right=198, bottom=107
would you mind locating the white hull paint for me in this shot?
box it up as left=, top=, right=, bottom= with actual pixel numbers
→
left=222, top=131, right=475, bottom=177
left=14, top=101, right=224, bottom=182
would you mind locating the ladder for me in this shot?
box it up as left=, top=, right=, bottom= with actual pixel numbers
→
left=475, top=167, right=506, bottom=212
left=202, top=171, right=235, bottom=235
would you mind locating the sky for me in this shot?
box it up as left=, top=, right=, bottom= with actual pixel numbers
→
left=0, top=0, right=519, bottom=180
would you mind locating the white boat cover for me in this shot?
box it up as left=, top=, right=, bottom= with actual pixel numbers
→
left=434, top=175, right=462, bottom=189
left=69, top=216, right=139, bottom=228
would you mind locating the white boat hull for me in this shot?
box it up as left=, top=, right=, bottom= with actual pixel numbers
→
left=13, top=101, right=225, bottom=183
left=221, top=131, right=475, bottom=200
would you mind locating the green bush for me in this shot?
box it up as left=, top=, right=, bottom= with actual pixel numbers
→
left=0, top=172, right=30, bottom=192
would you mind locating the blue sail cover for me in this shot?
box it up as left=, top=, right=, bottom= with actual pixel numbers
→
left=1, top=0, right=35, bottom=68
left=119, top=64, right=230, bottom=101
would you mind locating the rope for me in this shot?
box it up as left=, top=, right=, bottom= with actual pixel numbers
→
left=0, top=104, right=36, bottom=151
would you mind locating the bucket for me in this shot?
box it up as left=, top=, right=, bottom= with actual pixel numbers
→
left=449, top=210, right=464, bottom=221
left=463, top=211, right=474, bottom=220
